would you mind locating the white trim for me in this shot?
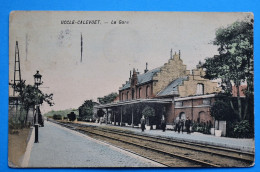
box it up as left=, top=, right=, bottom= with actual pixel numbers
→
left=174, top=94, right=216, bottom=101
left=174, top=105, right=211, bottom=109
left=94, top=98, right=173, bottom=109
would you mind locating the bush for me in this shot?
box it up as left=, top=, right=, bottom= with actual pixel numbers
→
left=192, top=122, right=210, bottom=134
left=53, top=114, right=62, bottom=120
left=226, top=120, right=254, bottom=138
left=232, top=120, right=253, bottom=138
left=67, top=112, right=76, bottom=121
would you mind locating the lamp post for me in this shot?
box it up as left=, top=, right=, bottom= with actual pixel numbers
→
left=34, top=70, right=42, bottom=143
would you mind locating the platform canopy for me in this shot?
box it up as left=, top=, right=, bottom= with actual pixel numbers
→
left=94, top=98, right=173, bottom=109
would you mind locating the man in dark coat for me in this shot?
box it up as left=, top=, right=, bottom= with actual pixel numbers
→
left=180, top=119, right=184, bottom=133
left=161, top=119, right=166, bottom=132
left=177, top=120, right=181, bottom=133
left=174, top=118, right=179, bottom=132
left=140, top=118, right=145, bottom=132
left=185, top=117, right=191, bottom=134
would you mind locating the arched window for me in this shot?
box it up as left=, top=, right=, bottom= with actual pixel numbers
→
left=121, top=93, right=124, bottom=101
left=196, top=83, right=204, bottom=95
left=132, top=89, right=135, bottom=100
left=146, top=86, right=150, bottom=98
left=139, top=88, right=142, bottom=98
left=126, top=91, right=129, bottom=100
left=198, top=111, right=206, bottom=123
left=179, top=112, right=186, bottom=120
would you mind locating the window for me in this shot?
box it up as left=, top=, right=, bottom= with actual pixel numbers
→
left=139, top=88, right=141, bottom=98
left=146, top=86, right=149, bottom=98
left=175, top=101, right=183, bottom=107
left=196, top=83, right=204, bottom=95
left=126, top=91, right=129, bottom=100
left=198, top=111, right=206, bottom=123
left=132, top=89, right=135, bottom=100
left=121, top=93, right=124, bottom=101
left=203, top=98, right=211, bottom=105
left=179, top=112, right=186, bottom=120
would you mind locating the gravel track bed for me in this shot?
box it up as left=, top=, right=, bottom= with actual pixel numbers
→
left=78, top=126, right=251, bottom=167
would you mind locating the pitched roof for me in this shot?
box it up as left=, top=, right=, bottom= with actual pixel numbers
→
left=120, top=81, right=131, bottom=90
left=137, top=67, right=161, bottom=85
left=157, top=76, right=188, bottom=97
left=119, top=67, right=161, bottom=91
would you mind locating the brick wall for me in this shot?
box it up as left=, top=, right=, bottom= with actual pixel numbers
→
left=178, top=68, right=221, bottom=97
left=119, top=82, right=154, bottom=101
left=153, top=54, right=187, bottom=95
left=166, top=97, right=215, bottom=124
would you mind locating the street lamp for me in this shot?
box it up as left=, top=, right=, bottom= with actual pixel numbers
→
left=34, top=70, right=42, bottom=143
left=34, top=70, right=42, bottom=89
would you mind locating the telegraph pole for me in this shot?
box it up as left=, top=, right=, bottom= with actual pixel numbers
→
left=13, top=41, right=22, bottom=96
left=12, top=41, right=22, bottom=120
left=81, top=33, right=83, bottom=62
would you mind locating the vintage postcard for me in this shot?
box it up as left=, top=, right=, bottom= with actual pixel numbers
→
left=8, top=11, right=254, bottom=168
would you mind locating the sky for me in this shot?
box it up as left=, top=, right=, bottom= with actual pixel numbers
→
left=9, top=11, right=250, bottom=114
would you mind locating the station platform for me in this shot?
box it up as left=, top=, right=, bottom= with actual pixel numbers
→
left=26, top=121, right=163, bottom=167
left=77, top=121, right=255, bottom=153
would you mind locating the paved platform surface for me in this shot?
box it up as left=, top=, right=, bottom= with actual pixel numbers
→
left=79, top=122, right=255, bottom=153
left=28, top=121, right=162, bottom=167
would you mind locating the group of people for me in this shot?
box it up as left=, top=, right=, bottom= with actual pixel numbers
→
left=140, top=117, right=192, bottom=134
left=174, top=117, right=192, bottom=134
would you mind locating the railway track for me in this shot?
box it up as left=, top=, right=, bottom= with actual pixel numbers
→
left=50, top=120, right=254, bottom=167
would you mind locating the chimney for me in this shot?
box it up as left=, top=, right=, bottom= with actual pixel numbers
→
left=132, top=68, right=138, bottom=86
left=179, top=50, right=181, bottom=58
left=170, top=49, right=173, bottom=59
left=129, top=70, right=132, bottom=82
left=144, top=62, right=149, bottom=73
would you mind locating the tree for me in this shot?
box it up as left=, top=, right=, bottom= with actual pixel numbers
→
left=98, top=92, right=118, bottom=104
left=78, top=100, right=97, bottom=120
left=97, top=109, right=105, bottom=118
left=17, top=81, right=54, bottom=125
left=142, top=106, right=155, bottom=125
left=203, top=18, right=253, bottom=121
left=211, top=100, right=235, bottom=129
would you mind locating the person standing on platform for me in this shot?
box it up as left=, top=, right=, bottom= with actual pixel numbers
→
left=177, top=120, right=181, bottom=133
left=180, top=119, right=184, bottom=133
left=185, top=117, right=191, bottom=134
left=174, top=118, right=179, bottom=132
left=140, top=117, right=146, bottom=132
left=161, top=119, right=166, bottom=132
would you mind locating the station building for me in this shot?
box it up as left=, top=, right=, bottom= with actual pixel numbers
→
left=94, top=51, right=221, bottom=127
